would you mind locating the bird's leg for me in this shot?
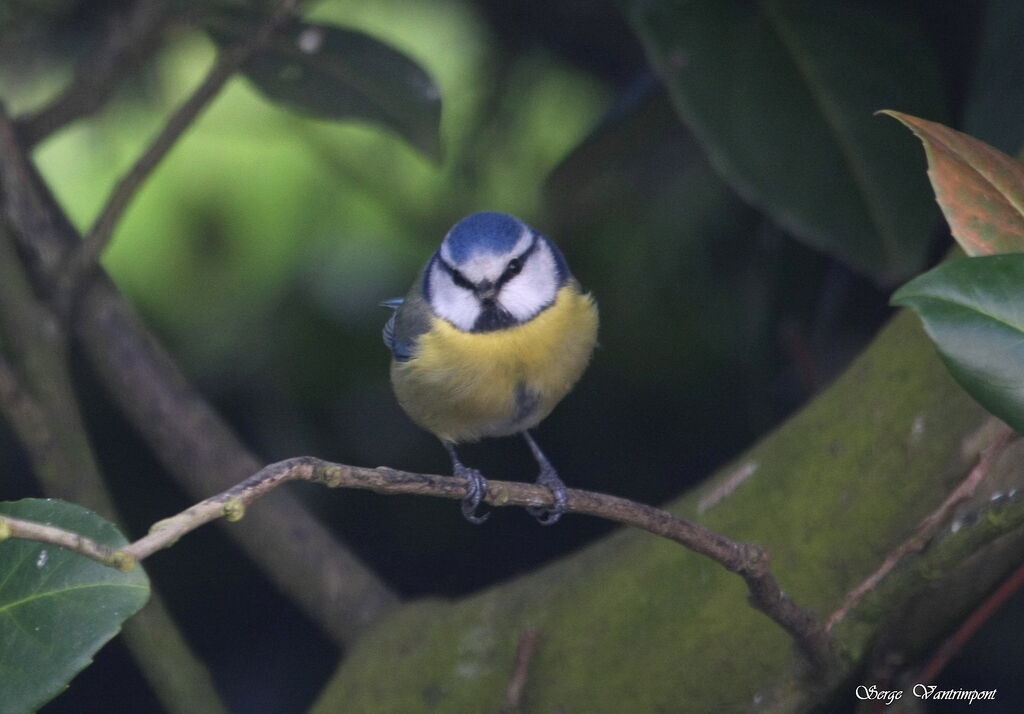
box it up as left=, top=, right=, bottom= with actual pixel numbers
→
left=444, top=441, right=490, bottom=524
left=522, top=431, right=568, bottom=525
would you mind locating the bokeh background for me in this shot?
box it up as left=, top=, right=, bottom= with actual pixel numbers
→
left=2, top=0, right=1023, bottom=711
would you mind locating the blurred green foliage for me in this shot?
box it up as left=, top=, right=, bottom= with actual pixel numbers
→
left=17, top=4, right=607, bottom=394
left=3, top=0, right=1024, bottom=711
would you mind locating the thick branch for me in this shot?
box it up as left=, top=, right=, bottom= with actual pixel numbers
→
left=0, top=348, right=53, bottom=466
left=0, top=67, right=398, bottom=648
left=0, top=457, right=841, bottom=678
left=0, top=215, right=99, bottom=509
left=0, top=106, right=78, bottom=283
left=0, top=216, right=230, bottom=714
left=826, top=421, right=1017, bottom=631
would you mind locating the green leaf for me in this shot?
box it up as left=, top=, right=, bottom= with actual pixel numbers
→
left=882, top=111, right=1024, bottom=256
left=544, top=88, right=713, bottom=233
left=207, top=10, right=443, bottom=160
left=0, top=499, right=150, bottom=714
left=544, top=87, right=768, bottom=384
left=620, top=0, right=944, bottom=280
left=892, top=255, right=1024, bottom=431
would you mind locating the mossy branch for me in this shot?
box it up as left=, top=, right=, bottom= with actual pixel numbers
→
left=826, top=422, right=1018, bottom=631
left=0, top=457, right=841, bottom=678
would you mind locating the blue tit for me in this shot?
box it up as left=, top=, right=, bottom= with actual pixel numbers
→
left=382, top=211, right=598, bottom=524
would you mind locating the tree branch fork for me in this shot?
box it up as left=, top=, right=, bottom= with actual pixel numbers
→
left=0, top=457, right=840, bottom=676
left=0, top=0, right=838, bottom=687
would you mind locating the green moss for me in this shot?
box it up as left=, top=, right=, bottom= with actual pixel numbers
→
left=312, top=311, right=993, bottom=712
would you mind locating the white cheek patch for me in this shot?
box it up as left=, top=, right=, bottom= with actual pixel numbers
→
left=428, top=261, right=480, bottom=331
left=498, top=242, right=559, bottom=321
left=428, top=230, right=560, bottom=330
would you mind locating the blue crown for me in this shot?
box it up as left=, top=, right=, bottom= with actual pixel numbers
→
left=442, top=212, right=526, bottom=263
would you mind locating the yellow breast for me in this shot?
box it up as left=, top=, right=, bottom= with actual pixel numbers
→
left=391, top=285, right=598, bottom=443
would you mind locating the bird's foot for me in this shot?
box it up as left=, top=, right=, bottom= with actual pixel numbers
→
left=455, top=463, right=490, bottom=524
left=526, top=466, right=568, bottom=526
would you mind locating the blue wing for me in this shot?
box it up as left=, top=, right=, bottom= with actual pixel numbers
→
left=381, top=297, right=416, bottom=362
left=381, top=298, right=403, bottom=354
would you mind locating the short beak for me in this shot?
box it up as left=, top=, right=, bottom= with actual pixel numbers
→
left=475, top=279, right=497, bottom=302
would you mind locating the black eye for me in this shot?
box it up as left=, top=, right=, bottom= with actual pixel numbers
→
left=505, top=258, right=522, bottom=277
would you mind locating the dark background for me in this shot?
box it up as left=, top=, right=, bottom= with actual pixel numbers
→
left=1, top=0, right=1022, bottom=711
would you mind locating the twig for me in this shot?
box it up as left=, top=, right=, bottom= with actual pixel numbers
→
left=503, top=628, right=541, bottom=713
left=0, top=218, right=232, bottom=714
left=15, top=0, right=172, bottom=147
left=0, top=516, right=134, bottom=569
left=60, top=0, right=301, bottom=304
left=826, top=423, right=1017, bottom=631
left=0, top=103, right=400, bottom=647
left=0, top=456, right=840, bottom=677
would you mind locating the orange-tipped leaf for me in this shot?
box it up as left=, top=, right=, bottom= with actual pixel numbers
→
left=882, top=110, right=1024, bottom=255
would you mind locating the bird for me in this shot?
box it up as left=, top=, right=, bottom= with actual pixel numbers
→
left=382, top=211, right=598, bottom=525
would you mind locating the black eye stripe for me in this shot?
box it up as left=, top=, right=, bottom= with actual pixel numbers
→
left=498, top=259, right=521, bottom=285
left=497, top=237, right=539, bottom=288
left=439, top=259, right=475, bottom=291
left=438, top=234, right=540, bottom=292
left=451, top=269, right=474, bottom=290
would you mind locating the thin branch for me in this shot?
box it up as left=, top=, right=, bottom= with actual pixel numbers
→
left=503, top=628, right=541, bottom=713
left=0, top=515, right=225, bottom=713
left=0, top=457, right=841, bottom=678
left=0, top=217, right=231, bottom=714
left=60, top=0, right=301, bottom=303
left=15, top=0, right=172, bottom=147
left=0, top=515, right=134, bottom=569
left=826, top=423, right=1018, bottom=631
left=0, top=103, right=400, bottom=647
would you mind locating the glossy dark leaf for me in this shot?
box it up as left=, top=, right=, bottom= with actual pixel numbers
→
left=543, top=85, right=805, bottom=393
left=883, top=111, right=1024, bottom=256
left=620, top=0, right=944, bottom=280
left=207, top=10, right=442, bottom=160
left=0, top=499, right=150, bottom=713
left=544, top=86, right=713, bottom=233
left=892, top=255, right=1024, bottom=431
